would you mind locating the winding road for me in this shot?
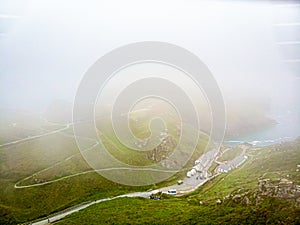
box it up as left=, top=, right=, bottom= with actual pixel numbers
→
left=0, top=119, right=249, bottom=225
left=0, top=123, right=71, bottom=148
left=30, top=176, right=216, bottom=225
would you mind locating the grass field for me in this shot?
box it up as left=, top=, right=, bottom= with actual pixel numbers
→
left=57, top=195, right=300, bottom=225
left=0, top=101, right=210, bottom=224
left=56, top=138, right=300, bottom=225
left=0, top=110, right=47, bottom=144
left=217, top=147, right=243, bottom=162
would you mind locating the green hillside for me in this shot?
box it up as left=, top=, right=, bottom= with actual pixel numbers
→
left=57, top=138, right=300, bottom=225
left=0, top=103, right=208, bottom=224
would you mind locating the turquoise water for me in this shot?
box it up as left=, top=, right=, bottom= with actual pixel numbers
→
left=225, top=93, right=300, bottom=147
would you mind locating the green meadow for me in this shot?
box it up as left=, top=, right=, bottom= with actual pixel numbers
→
left=0, top=103, right=209, bottom=224
left=57, top=138, right=300, bottom=225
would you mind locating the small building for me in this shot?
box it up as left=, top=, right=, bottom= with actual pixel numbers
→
left=190, top=168, right=197, bottom=176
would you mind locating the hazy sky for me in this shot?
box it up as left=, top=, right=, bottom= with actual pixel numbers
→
left=0, top=0, right=299, bottom=113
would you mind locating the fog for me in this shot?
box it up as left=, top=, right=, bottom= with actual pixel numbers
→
left=0, top=0, right=299, bottom=140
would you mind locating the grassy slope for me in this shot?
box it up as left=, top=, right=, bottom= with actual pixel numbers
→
left=0, top=111, right=47, bottom=144
left=57, top=196, right=300, bottom=225
left=57, top=138, right=300, bottom=225
left=0, top=132, right=155, bottom=224
left=193, top=141, right=300, bottom=201
left=0, top=104, right=208, bottom=224
left=217, top=147, right=243, bottom=162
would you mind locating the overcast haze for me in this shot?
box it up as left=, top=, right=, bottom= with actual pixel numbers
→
left=0, top=0, right=299, bottom=122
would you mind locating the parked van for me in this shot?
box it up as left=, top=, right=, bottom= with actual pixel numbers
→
left=167, top=189, right=177, bottom=195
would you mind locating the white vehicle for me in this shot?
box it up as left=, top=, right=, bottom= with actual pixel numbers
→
left=167, top=189, right=177, bottom=195
left=187, top=171, right=192, bottom=177
left=177, top=180, right=183, bottom=185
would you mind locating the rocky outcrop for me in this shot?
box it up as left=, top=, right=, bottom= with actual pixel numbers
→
left=147, top=135, right=177, bottom=162
left=256, top=178, right=300, bottom=206
left=223, top=179, right=300, bottom=207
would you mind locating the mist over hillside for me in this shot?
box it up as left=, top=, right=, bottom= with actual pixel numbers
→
left=0, top=0, right=299, bottom=224
left=42, top=96, right=277, bottom=139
